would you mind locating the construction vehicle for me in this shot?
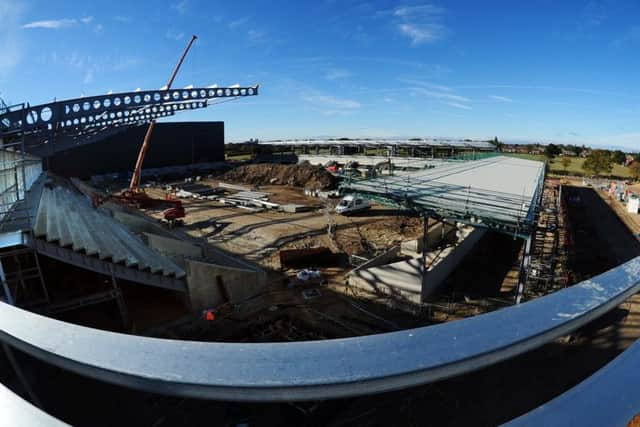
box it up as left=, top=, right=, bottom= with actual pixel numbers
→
left=119, top=35, right=198, bottom=225
left=335, top=194, right=371, bottom=215
left=93, top=36, right=198, bottom=225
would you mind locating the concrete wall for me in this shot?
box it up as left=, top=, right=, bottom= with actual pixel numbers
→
left=143, top=232, right=202, bottom=268
left=348, top=226, right=488, bottom=306
left=401, top=221, right=456, bottom=254
left=348, top=245, right=401, bottom=276
left=349, top=258, right=423, bottom=305
left=185, top=259, right=266, bottom=310
left=421, top=228, right=488, bottom=300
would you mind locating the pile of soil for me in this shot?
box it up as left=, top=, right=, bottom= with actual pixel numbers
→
left=220, top=164, right=338, bottom=190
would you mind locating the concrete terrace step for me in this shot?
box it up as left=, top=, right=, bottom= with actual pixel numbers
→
left=32, top=177, right=185, bottom=278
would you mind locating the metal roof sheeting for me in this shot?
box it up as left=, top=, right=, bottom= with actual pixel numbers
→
left=343, top=156, right=546, bottom=236
left=33, top=179, right=185, bottom=278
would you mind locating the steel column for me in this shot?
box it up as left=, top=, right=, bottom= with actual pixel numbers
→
left=516, top=235, right=533, bottom=304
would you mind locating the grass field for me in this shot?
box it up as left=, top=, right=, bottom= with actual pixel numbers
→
left=503, top=153, right=633, bottom=179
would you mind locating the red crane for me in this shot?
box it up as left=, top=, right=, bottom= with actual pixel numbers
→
left=115, top=35, right=198, bottom=226
left=128, top=34, right=198, bottom=194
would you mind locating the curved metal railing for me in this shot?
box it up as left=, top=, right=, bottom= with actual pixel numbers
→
left=1, top=256, right=639, bottom=402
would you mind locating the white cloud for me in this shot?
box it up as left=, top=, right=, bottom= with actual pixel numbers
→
left=325, top=68, right=351, bottom=80
left=303, top=94, right=361, bottom=109
left=490, top=95, right=513, bottom=103
left=398, top=23, right=445, bottom=44
left=173, top=0, right=188, bottom=15
left=166, top=28, right=185, bottom=41
left=83, top=69, right=93, bottom=84
left=399, top=78, right=452, bottom=91
left=22, top=15, right=100, bottom=31
left=446, top=101, right=472, bottom=110
left=392, top=4, right=447, bottom=45
left=247, top=29, right=266, bottom=43
left=394, top=4, right=444, bottom=18
left=580, top=1, right=608, bottom=28
left=411, top=86, right=469, bottom=103
left=229, top=16, right=250, bottom=29
left=22, top=18, right=77, bottom=29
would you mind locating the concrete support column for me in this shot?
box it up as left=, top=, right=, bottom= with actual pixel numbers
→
left=421, top=215, right=429, bottom=293
left=515, top=235, right=533, bottom=304
left=0, top=260, right=13, bottom=305
left=111, top=275, right=130, bottom=331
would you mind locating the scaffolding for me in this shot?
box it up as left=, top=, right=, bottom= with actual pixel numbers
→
left=342, top=156, right=546, bottom=238
left=341, top=155, right=547, bottom=304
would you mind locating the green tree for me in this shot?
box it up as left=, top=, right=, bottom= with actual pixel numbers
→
left=544, top=143, right=561, bottom=159
left=629, top=161, right=640, bottom=182
left=561, top=157, right=571, bottom=172
left=571, top=145, right=584, bottom=156
left=582, top=149, right=614, bottom=177
left=611, top=150, right=626, bottom=164
left=489, top=136, right=503, bottom=151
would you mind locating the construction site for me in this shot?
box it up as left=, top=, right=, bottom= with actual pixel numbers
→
left=2, top=36, right=640, bottom=427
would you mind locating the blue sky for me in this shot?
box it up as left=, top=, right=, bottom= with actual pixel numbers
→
left=1, top=0, right=640, bottom=149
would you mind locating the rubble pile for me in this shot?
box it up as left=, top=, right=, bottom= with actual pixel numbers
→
left=220, top=164, right=338, bottom=190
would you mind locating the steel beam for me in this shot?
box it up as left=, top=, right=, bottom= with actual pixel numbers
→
left=515, top=235, right=533, bottom=304
left=0, top=256, right=639, bottom=402
left=0, top=86, right=258, bottom=135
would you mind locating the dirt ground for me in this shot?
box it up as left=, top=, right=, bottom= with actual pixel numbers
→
left=146, top=183, right=424, bottom=272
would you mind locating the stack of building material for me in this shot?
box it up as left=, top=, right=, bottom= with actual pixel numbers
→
left=33, top=178, right=185, bottom=278
left=232, top=190, right=270, bottom=200
left=217, top=182, right=251, bottom=192
left=219, top=190, right=281, bottom=210
left=170, top=182, right=224, bottom=200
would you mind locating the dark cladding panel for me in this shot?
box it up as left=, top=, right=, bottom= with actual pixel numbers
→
left=46, top=122, right=224, bottom=178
